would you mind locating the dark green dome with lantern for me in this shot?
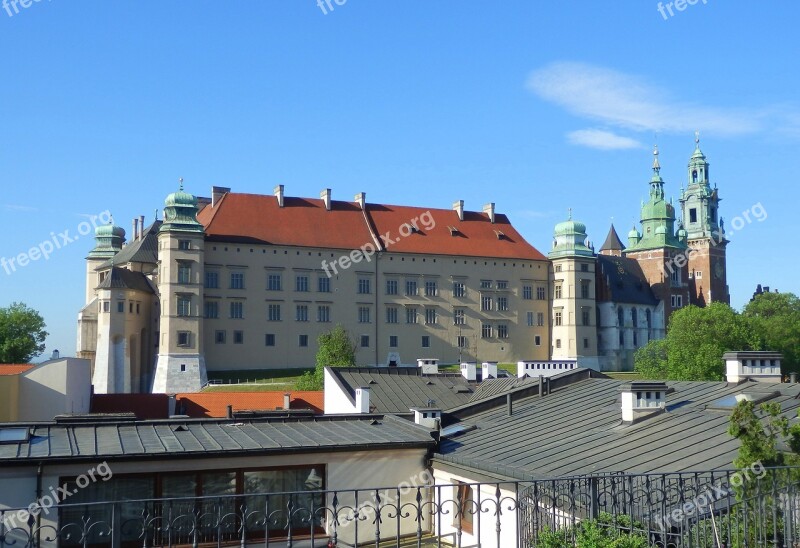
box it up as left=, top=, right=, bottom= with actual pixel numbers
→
left=549, top=210, right=594, bottom=259
left=87, top=219, right=126, bottom=260
left=159, top=178, right=204, bottom=234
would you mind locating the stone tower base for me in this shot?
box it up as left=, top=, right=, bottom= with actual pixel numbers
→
left=152, top=354, right=207, bottom=394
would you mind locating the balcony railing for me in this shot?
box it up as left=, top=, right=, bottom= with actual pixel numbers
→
left=1, top=467, right=799, bottom=547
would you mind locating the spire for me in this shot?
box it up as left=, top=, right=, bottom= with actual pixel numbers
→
left=179, top=177, right=184, bottom=191
left=652, top=145, right=661, bottom=174
left=568, top=207, right=572, bottom=220
left=599, top=224, right=625, bottom=255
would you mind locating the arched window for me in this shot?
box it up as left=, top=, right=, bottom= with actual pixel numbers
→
left=618, top=307, right=624, bottom=326
left=692, top=170, right=698, bottom=184
left=632, top=308, right=638, bottom=327
left=646, top=309, right=652, bottom=329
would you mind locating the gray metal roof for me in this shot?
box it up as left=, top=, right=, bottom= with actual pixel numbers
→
left=98, top=221, right=162, bottom=269
left=435, top=378, right=800, bottom=478
left=96, top=267, right=156, bottom=294
left=596, top=255, right=659, bottom=306
left=0, top=415, right=434, bottom=464
left=329, top=367, right=476, bottom=413
left=469, top=376, right=539, bottom=401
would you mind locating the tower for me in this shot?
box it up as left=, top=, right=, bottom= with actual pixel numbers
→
left=84, top=222, right=125, bottom=304
left=599, top=224, right=625, bottom=257
left=679, top=134, right=729, bottom=305
left=624, top=146, right=689, bottom=323
left=548, top=211, right=599, bottom=370
left=152, top=180, right=208, bottom=393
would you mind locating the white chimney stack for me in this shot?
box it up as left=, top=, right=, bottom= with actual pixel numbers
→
left=620, top=382, right=667, bottom=423
left=283, top=392, right=291, bottom=410
left=460, top=362, right=477, bottom=382
left=453, top=200, right=464, bottom=221
left=355, top=386, right=370, bottom=413
left=482, top=361, right=498, bottom=380
left=274, top=185, right=285, bottom=208
left=321, top=188, right=332, bottom=211
left=483, top=203, right=495, bottom=224
left=724, top=351, right=783, bottom=383
left=355, top=192, right=366, bottom=210
left=411, top=407, right=441, bottom=429
left=417, top=358, right=439, bottom=375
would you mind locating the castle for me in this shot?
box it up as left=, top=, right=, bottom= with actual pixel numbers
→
left=77, top=137, right=728, bottom=392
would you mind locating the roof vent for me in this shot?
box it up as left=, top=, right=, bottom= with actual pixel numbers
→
left=620, top=382, right=667, bottom=422
left=460, top=362, right=477, bottom=382
left=494, top=230, right=506, bottom=240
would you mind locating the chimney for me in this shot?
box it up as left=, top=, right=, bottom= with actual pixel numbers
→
left=790, top=372, right=798, bottom=384
left=460, top=362, right=476, bottom=382
left=50, top=349, right=60, bottom=360
left=620, top=382, right=667, bottom=422
left=283, top=393, right=291, bottom=410
left=483, top=203, right=496, bottom=223
left=411, top=407, right=441, bottom=429
left=724, top=351, right=783, bottom=383
left=139, top=216, right=145, bottom=239
left=211, top=186, right=230, bottom=208
left=132, top=218, right=139, bottom=241
left=226, top=405, right=233, bottom=419
left=453, top=200, right=464, bottom=221
left=539, top=375, right=544, bottom=397
left=321, top=188, right=332, bottom=211
left=506, top=393, right=513, bottom=416
left=355, top=387, right=370, bottom=413
left=274, top=185, right=285, bottom=208
left=355, top=192, right=366, bottom=210
left=417, top=358, right=439, bottom=375
left=482, top=361, right=498, bottom=380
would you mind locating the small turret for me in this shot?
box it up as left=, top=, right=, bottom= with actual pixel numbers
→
left=87, top=221, right=125, bottom=260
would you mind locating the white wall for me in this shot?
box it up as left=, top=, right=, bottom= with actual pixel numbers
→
left=324, top=367, right=359, bottom=414
left=18, top=358, right=91, bottom=421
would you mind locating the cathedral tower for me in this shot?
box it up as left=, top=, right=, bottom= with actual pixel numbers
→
left=152, top=180, right=208, bottom=393
left=679, top=134, right=729, bottom=305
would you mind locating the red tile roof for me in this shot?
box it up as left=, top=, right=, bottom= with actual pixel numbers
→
left=91, top=394, right=171, bottom=419
left=198, top=192, right=546, bottom=260
left=0, top=364, right=36, bottom=376
left=176, top=391, right=324, bottom=418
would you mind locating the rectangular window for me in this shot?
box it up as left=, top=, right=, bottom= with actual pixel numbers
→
left=318, top=276, right=330, bottom=293
left=102, top=301, right=110, bottom=313
left=406, top=307, right=418, bottom=324
left=581, top=282, right=590, bottom=299
left=556, top=339, right=561, bottom=349
left=537, top=312, right=545, bottom=326
left=230, top=272, right=245, bottom=289
left=386, top=306, right=398, bottom=324
left=452, top=281, right=466, bottom=298
left=455, top=483, right=474, bottom=534
left=358, top=278, right=371, bottom=294
left=204, top=301, right=219, bottom=319
left=584, top=337, right=590, bottom=349
left=233, top=330, right=244, bottom=344
left=527, top=312, right=534, bottom=327
left=129, top=302, right=134, bottom=314
left=497, top=297, right=508, bottom=311
left=405, top=280, right=417, bottom=296
left=265, top=334, right=276, bottom=347
left=690, top=208, right=698, bottom=223
left=178, top=240, right=191, bottom=250
left=555, top=265, right=562, bottom=273
left=389, top=335, right=398, bottom=348
left=671, top=295, right=683, bottom=308
left=296, top=305, right=309, bottom=322
left=424, top=280, right=437, bottom=297
left=230, top=301, right=243, bottom=319
left=695, top=271, right=703, bottom=279
left=317, top=305, right=330, bottom=323
left=453, top=308, right=466, bottom=325
left=497, top=324, right=509, bottom=339
left=117, top=301, right=125, bottom=313
left=425, top=307, right=437, bottom=325
left=215, top=330, right=226, bottom=344
left=554, top=311, right=563, bottom=326
left=268, top=304, right=281, bottom=321
left=358, top=306, right=371, bottom=324
left=360, top=335, right=369, bottom=348
left=481, top=323, right=492, bottom=338
left=481, top=296, right=493, bottom=311
left=496, top=281, right=508, bottom=290
left=535, top=335, right=541, bottom=346
left=582, top=309, right=591, bottom=326
left=177, top=331, right=190, bottom=347
left=299, top=334, right=308, bottom=347
left=295, top=275, right=309, bottom=292
left=268, top=274, right=282, bottom=291
left=422, top=336, right=431, bottom=348
left=136, top=303, right=140, bottom=314
left=523, top=285, right=532, bottom=300
left=177, top=297, right=191, bottom=317
left=386, top=279, right=398, bottom=295
left=554, top=285, right=563, bottom=299
left=480, top=280, right=492, bottom=289
left=633, top=331, right=638, bottom=347
left=177, top=263, right=191, bottom=284
left=457, top=336, right=468, bottom=348
left=205, top=271, right=219, bottom=289
left=581, top=263, right=589, bottom=272
left=619, top=331, right=625, bottom=346
left=536, top=286, right=546, bottom=300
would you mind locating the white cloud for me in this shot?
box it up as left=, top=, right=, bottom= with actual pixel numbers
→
left=2, top=204, right=38, bottom=212
left=527, top=62, right=767, bottom=137
left=567, top=129, right=644, bottom=150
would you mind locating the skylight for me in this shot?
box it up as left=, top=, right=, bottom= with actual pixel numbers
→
left=0, top=428, right=29, bottom=443
left=441, top=424, right=477, bottom=438
left=710, top=392, right=776, bottom=410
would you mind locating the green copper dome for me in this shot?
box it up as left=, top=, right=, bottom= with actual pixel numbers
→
left=159, top=178, right=204, bottom=234
left=88, top=220, right=125, bottom=260
left=554, top=219, right=587, bottom=236
left=165, top=188, right=198, bottom=208
left=94, top=223, right=126, bottom=239
left=628, top=227, right=640, bottom=239
left=549, top=210, right=594, bottom=259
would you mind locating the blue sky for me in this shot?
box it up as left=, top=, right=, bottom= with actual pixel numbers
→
left=0, top=1, right=797, bottom=358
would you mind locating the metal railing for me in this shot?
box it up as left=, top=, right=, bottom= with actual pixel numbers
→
left=1, top=467, right=798, bottom=547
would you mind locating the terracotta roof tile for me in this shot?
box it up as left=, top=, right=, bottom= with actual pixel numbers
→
left=176, top=391, right=324, bottom=418
left=0, top=364, right=35, bottom=376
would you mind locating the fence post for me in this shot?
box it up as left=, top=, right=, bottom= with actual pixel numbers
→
left=589, top=477, right=599, bottom=520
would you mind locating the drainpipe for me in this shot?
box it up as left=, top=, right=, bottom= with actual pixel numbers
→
left=36, top=462, right=43, bottom=545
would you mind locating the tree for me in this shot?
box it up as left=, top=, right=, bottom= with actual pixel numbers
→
left=635, top=303, right=759, bottom=381
left=742, top=292, right=800, bottom=373
left=0, top=302, right=47, bottom=363
left=295, top=325, right=357, bottom=390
